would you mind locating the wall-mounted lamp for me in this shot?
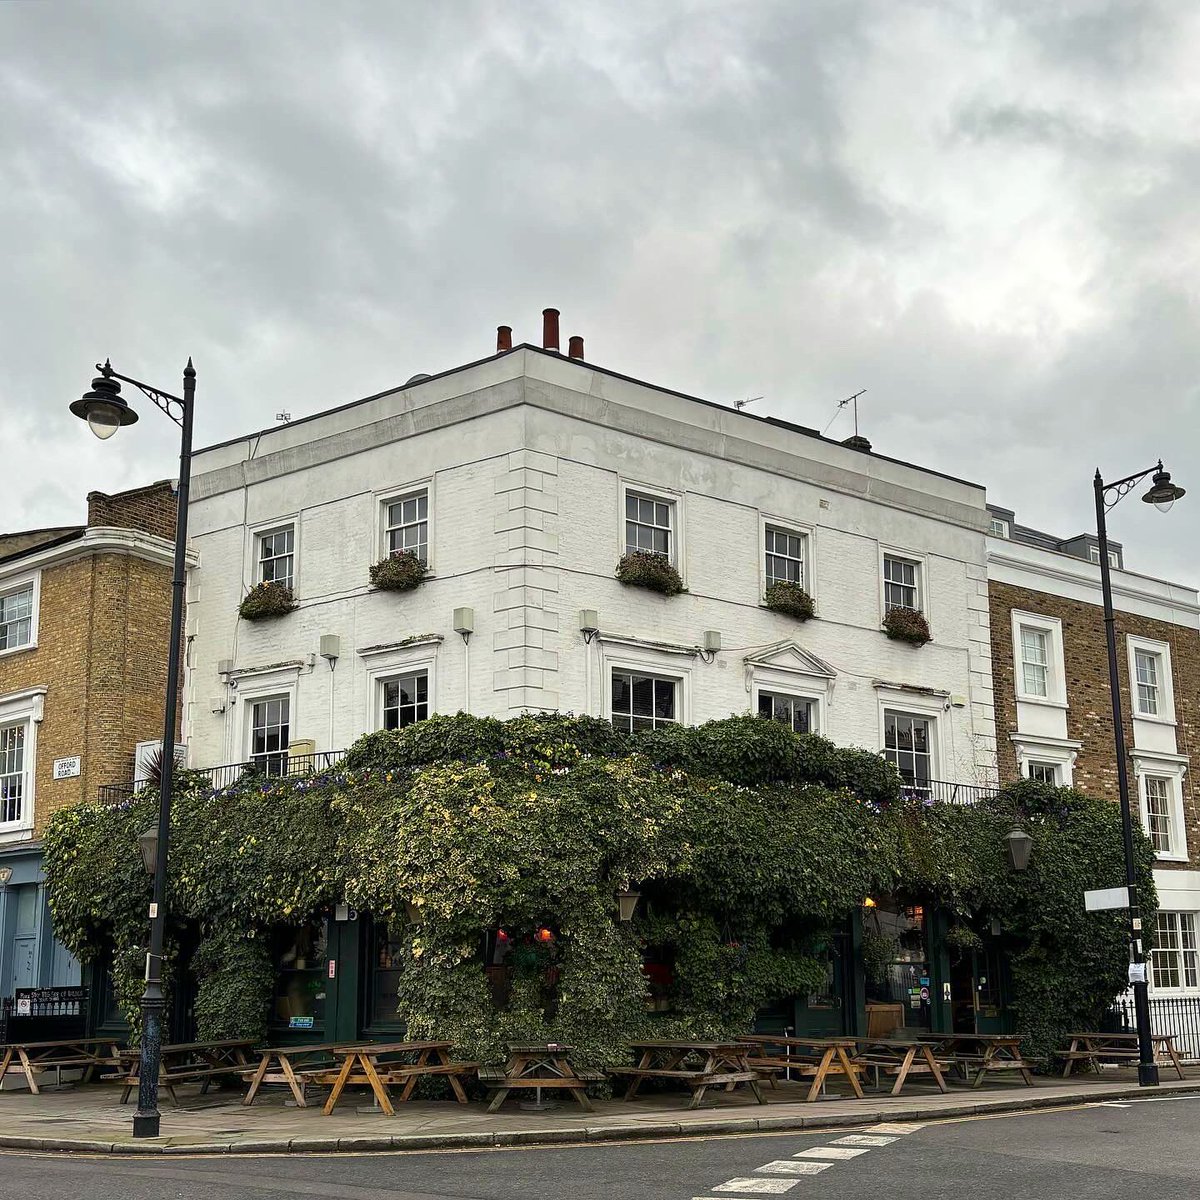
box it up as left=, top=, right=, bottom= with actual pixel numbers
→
left=579, top=609, right=600, bottom=644
left=699, top=630, right=721, bottom=664
left=1007, top=826, right=1034, bottom=872
left=319, top=634, right=341, bottom=668
left=616, top=888, right=642, bottom=922
left=453, top=607, right=474, bottom=645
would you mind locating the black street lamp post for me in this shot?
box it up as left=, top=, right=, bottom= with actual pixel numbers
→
left=71, top=358, right=195, bottom=1138
left=1094, top=460, right=1185, bottom=1089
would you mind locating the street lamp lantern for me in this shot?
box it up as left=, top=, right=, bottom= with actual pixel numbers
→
left=138, top=827, right=158, bottom=876
left=69, top=366, right=139, bottom=440
left=615, top=888, right=642, bottom=922
left=1095, top=457, right=1186, bottom=1088
left=1140, top=463, right=1186, bottom=513
left=69, top=355, right=195, bottom=1139
left=1006, top=827, right=1033, bottom=872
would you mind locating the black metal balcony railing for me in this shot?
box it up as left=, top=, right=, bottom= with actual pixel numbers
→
left=899, top=779, right=999, bottom=806
left=96, top=750, right=347, bottom=806
left=1109, top=993, right=1200, bottom=1061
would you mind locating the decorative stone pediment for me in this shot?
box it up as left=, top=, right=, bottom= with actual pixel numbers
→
left=742, top=640, right=836, bottom=679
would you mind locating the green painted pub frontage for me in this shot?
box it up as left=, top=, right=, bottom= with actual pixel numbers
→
left=82, top=894, right=1011, bottom=1048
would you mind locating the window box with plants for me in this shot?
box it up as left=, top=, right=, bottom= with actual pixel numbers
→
left=615, top=551, right=684, bottom=596
left=883, top=606, right=931, bottom=645
left=369, top=549, right=428, bottom=592
left=764, top=580, right=815, bottom=621
left=239, top=580, right=297, bottom=622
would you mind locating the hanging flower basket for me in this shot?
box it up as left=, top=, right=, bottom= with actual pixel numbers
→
left=238, top=580, right=296, bottom=622
left=369, top=550, right=428, bottom=592
left=764, top=581, right=815, bottom=621
left=883, top=606, right=931, bottom=645
left=615, top=551, right=684, bottom=596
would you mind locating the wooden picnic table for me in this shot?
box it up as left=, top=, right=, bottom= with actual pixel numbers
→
left=918, top=1032, right=1034, bottom=1087
left=853, top=1037, right=950, bottom=1096
left=479, top=1043, right=601, bottom=1113
left=736, top=1034, right=864, bottom=1102
left=610, top=1040, right=767, bottom=1109
left=321, top=1041, right=477, bottom=1116
left=113, top=1038, right=255, bottom=1104
left=242, top=1042, right=362, bottom=1107
left=1058, top=1032, right=1186, bottom=1080
left=0, top=1037, right=125, bottom=1094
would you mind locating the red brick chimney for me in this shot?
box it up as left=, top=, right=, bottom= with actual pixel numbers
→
left=568, top=335, right=584, bottom=359
left=496, top=325, right=512, bottom=353
left=542, top=308, right=560, bottom=352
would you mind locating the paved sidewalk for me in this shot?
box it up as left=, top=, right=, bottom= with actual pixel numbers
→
left=1, top=1071, right=1197, bottom=1155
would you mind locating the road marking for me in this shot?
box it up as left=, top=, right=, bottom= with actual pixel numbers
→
left=793, top=1146, right=870, bottom=1159
left=866, top=1122, right=925, bottom=1134
left=711, top=1178, right=800, bottom=1193
left=754, top=1160, right=833, bottom=1175
left=1096, top=1101, right=1132, bottom=1108
left=833, top=1134, right=898, bottom=1146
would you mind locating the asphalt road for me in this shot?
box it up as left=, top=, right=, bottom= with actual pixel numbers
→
left=2, top=1094, right=1198, bottom=1200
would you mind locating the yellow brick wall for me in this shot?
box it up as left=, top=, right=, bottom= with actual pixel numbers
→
left=0, top=550, right=174, bottom=837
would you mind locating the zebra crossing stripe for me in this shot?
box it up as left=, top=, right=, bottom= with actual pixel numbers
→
left=711, top=1178, right=801, bottom=1193
left=867, top=1122, right=925, bottom=1133
left=754, top=1160, right=833, bottom=1175
left=833, top=1133, right=899, bottom=1146
left=794, top=1146, right=871, bottom=1159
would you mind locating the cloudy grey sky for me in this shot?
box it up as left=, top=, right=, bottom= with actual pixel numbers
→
left=3, top=1, right=1197, bottom=582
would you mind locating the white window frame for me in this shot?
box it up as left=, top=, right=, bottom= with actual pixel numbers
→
left=1132, top=751, right=1189, bottom=862
left=618, top=479, right=684, bottom=573
left=376, top=477, right=436, bottom=574
left=989, top=517, right=1009, bottom=538
left=878, top=547, right=928, bottom=621
left=247, top=694, right=291, bottom=773
left=246, top=516, right=300, bottom=598
left=359, top=637, right=441, bottom=735
left=603, top=641, right=692, bottom=731
left=1127, top=635, right=1175, bottom=724
left=876, top=688, right=944, bottom=791
left=1026, top=760, right=1060, bottom=785
left=1011, top=734, right=1081, bottom=786
left=0, top=687, right=45, bottom=839
left=755, top=689, right=820, bottom=735
left=0, top=572, right=39, bottom=659
left=747, top=650, right=834, bottom=738
left=759, top=515, right=815, bottom=602
left=1150, top=911, right=1200, bottom=994
left=235, top=667, right=300, bottom=768
left=1011, top=611, right=1067, bottom=708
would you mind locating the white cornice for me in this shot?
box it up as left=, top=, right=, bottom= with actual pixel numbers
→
left=597, top=632, right=699, bottom=658
left=0, top=527, right=198, bottom=578
left=988, top=541, right=1200, bottom=626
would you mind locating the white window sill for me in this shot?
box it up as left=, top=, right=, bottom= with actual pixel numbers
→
left=0, top=642, right=36, bottom=661
left=1133, top=711, right=1177, bottom=727
left=0, top=826, right=34, bottom=844
left=1153, top=851, right=1191, bottom=864
left=1015, top=694, right=1069, bottom=710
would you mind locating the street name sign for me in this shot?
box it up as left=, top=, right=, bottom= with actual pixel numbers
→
left=1084, top=886, right=1131, bottom=912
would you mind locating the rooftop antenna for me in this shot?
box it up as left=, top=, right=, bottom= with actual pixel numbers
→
left=824, top=388, right=866, bottom=437
left=275, top=412, right=292, bottom=424
left=734, top=394, right=764, bottom=412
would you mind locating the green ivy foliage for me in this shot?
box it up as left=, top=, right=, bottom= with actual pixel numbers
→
left=42, top=716, right=1153, bottom=1068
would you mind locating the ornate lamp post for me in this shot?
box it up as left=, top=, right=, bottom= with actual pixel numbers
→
left=1094, top=460, right=1185, bottom=1088
left=71, top=358, right=195, bottom=1137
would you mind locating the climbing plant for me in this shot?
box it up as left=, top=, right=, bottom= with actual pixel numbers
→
left=43, top=714, right=1154, bottom=1068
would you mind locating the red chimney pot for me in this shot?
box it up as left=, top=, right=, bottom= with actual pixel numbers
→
left=496, top=325, right=512, bottom=353
left=568, top=335, right=584, bottom=359
left=542, top=308, right=560, bottom=352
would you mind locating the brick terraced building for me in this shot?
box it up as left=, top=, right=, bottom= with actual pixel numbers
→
left=987, top=504, right=1200, bottom=1011
left=0, top=481, right=183, bottom=1002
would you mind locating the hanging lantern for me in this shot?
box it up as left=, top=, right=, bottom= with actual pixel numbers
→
left=616, top=888, right=642, bottom=922
left=535, top=926, right=556, bottom=944
left=403, top=899, right=424, bottom=925
left=1007, top=826, right=1034, bottom=872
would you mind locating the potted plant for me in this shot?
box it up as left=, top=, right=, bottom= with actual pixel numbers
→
left=764, top=580, right=815, bottom=620
left=883, top=606, right=931, bottom=645
left=369, top=549, right=428, bottom=592
left=238, top=580, right=296, bottom=621
left=615, top=551, right=684, bottom=596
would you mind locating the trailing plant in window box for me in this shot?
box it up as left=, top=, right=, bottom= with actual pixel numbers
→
left=883, top=605, right=931, bottom=645
left=764, top=581, right=815, bottom=621
left=238, top=580, right=296, bottom=622
left=615, top=551, right=683, bottom=596
left=370, top=550, right=428, bottom=592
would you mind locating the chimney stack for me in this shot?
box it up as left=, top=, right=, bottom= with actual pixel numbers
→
left=568, top=335, right=584, bottom=360
left=542, top=308, right=560, bottom=352
left=496, top=325, right=512, bottom=353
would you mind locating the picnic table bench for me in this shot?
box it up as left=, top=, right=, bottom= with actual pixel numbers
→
left=242, top=1042, right=362, bottom=1107
left=320, top=1041, right=477, bottom=1116
left=0, top=1038, right=124, bottom=1094
left=853, top=1037, right=950, bottom=1095
left=736, top=1034, right=864, bottom=1102
left=919, top=1033, right=1034, bottom=1087
left=480, top=1043, right=602, bottom=1113
left=610, top=1040, right=767, bottom=1109
left=111, top=1038, right=255, bottom=1104
left=1057, top=1032, right=1186, bottom=1080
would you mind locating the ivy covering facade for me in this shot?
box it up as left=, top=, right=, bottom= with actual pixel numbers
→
left=43, top=714, right=1155, bottom=1067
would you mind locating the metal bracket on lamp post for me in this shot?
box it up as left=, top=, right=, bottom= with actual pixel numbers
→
left=1094, top=459, right=1185, bottom=1089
